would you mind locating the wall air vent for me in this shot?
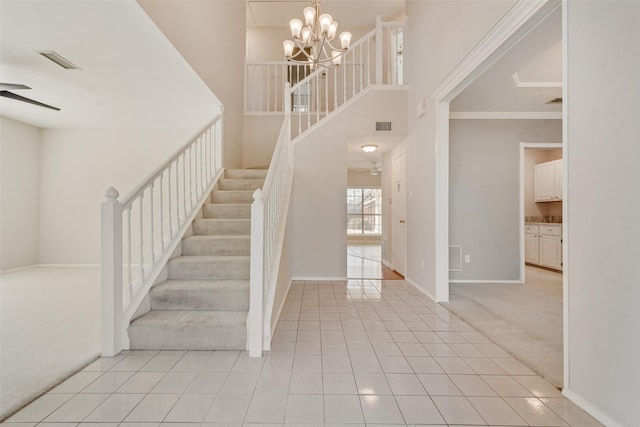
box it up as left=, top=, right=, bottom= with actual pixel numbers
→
left=376, top=121, right=392, bottom=131
left=38, top=51, right=81, bottom=70
left=545, top=97, right=562, bottom=104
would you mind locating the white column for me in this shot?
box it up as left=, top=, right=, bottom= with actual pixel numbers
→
left=249, top=189, right=265, bottom=357
left=101, top=187, right=123, bottom=357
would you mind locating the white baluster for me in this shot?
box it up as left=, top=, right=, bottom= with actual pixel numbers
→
left=139, top=194, right=145, bottom=281
left=159, top=176, right=164, bottom=250
left=150, top=182, right=155, bottom=265
left=182, top=153, right=187, bottom=221
left=126, top=206, right=132, bottom=295
left=376, top=17, right=383, bottom=85
left=168, top=165, right=173, bottom=238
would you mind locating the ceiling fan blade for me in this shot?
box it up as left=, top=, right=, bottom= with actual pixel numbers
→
left=0, top=83, right=31, bottom=91
left=1, top=90, right=60, bottom=111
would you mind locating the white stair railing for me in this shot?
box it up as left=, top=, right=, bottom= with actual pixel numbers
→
left=101, top=110, right=224, bottom=357
left=248, top=83, right=294, bottom=357
left=245, top=18, right=405, bottom=139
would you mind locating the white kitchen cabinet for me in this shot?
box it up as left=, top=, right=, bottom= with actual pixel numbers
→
left=525, top=225, right=540, bottom=264
left=525, top=223, right=563, bottom=270
left=534, top=159, right=563, bottom=202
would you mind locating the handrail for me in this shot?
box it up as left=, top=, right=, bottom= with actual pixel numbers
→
left=101, top=109, right=224, bottom=357
left=248, top=83, right=294, bottom=357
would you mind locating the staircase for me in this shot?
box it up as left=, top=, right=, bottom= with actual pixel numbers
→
left=128, top=168, right=267, bottom=350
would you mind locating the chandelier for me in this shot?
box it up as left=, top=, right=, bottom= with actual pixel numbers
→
left=282, top=0, right=352, bottom=71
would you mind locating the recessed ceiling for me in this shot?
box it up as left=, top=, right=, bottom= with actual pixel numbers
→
left=451, top=7, right=562, bottom=114
left=247, top=0, right=405, bottom=29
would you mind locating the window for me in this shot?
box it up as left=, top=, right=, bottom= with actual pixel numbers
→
left=347, top=188, right=382, bottom=235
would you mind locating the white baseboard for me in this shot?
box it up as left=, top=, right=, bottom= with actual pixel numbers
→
left=1, top=264, right=100, bottom=274
left=381, top=259, right=394, bottom=269
left=404, top=277, right=443, bottom=302
left=449, top=279, right=525, bottom=284
left=291, top=276, right=348, bottom=282
left=562, top=388, right=623, bottom=427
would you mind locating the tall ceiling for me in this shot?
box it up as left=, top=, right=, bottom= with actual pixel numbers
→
left=247, top=0, right=406, bottom=29
left=0, top=0, right=217, bottom=129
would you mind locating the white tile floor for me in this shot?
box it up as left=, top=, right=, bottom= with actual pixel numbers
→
left=3, top=279, right=603, bottom=426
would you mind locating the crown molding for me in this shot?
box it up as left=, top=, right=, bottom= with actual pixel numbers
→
left=429, top=0, right=561, bottom=102
left=450, top=111, right=562, bottom=119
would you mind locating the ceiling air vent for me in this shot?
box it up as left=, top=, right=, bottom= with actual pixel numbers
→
left=545, top=97, right=563, bottom=105
left=38, top=51, right=81, bottom=70
left=376, top=121, right=392, bottom=131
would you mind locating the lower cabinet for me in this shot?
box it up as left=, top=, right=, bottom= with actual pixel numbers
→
left=525, top=224, right=563, bottom=270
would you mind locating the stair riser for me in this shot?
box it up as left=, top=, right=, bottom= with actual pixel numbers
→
left=182, top=237, right=250, bottom=256
left=218, top=180, right=264, bottom=191
left=129, top=323, right=246, bottom=350
left=211, top=191, right=254, bottom=204
left=203, top=204, right=250, bottom=219
left=225, top=169, right=268, bottom=180
left=150, top=288, right=249, bottom=311
left=193, top=219, right=250, bottom=236
left=168, top=259, right=250, bottom=280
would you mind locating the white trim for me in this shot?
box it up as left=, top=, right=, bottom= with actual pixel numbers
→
left=291, top=276, right=348, bottom=282
left=405, top=277, right=440, bottom=303
left=429, top=0, right=561, bottom=102
left=450, top=111, right=562, bottom=120
left=37, top=264, right=101, bottom=268
left=561, top=0, right=570, bottom=391
left=519, top=142, right=562, bottom=284
left=449, top=279, right=525, bottom=284
left=381, top=259, right=394, bottom=269
left=269, top=278, right=294, bottom=341
left=512, top=72, right=562, bottom=88
left=0, top=264, right=39, bottom=274
left=562, top=389, right=623, bottom=427
left=435, top=102, right=449, bottom=302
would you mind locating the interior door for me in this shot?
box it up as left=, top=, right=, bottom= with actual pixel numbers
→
left=392, top=151, right=406, bottom=275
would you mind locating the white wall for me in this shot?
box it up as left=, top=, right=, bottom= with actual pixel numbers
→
left=290, top=88, right=407, bottom=279
left=347, top=170, right=381, bottom=188
left=403, top=0, right=515, bottom=297
left=0, top=117, right=41, bottom=270
left=449, top=119, right=561, bottom=281
left=38, top=128, right=192, bottom=264
left=565, top=1, right=640, bottom=425
left=244, top=115, right=284, bottom=169
left=138, top=0, right=246, bottom=168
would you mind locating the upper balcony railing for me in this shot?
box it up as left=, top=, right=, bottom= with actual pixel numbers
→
left=245, top=18, right=404, bottom=138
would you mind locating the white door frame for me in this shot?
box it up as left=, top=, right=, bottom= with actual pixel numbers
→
left=519, top=142, right=563, bottom=282
left=429, top=0, right=561, bottom=302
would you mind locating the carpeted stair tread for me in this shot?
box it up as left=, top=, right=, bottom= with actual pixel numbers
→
left=192, top=218, right=250, bottom=235
left=182, top=235, right=250, bottom=256
left=168, top=255, right=250, bottom=280
left=128, top=310, right=247, bottom=350
left=211, top=190, right=255, bottom=204
left=218, top=179, right=265, bottom=191
left=225, top=169, right=268, bottom=179
left=202, top=204, right=251, bottom=219
left=150, top=279, right=249, bottom=311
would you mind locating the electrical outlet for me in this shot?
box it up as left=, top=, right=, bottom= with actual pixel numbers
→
left=464, top=254, right=471, bottom=263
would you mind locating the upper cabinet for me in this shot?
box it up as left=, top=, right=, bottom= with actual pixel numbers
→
left=535, top=159, right=563, bottom=202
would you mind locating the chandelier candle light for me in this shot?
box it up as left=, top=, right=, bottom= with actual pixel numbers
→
left=283, top=0, right=352, bottom=70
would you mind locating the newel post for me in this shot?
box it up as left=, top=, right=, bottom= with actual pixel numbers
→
left=249, top=189, right=265, bottom=357
left=101, top=187, right=123, bottom=357
left=375, top=16, right=383, bottom=85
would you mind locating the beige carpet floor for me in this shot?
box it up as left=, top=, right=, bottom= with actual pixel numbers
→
left=442, top=265, right=563, bottom=388
left=0, top=266, right=101, bottom=420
